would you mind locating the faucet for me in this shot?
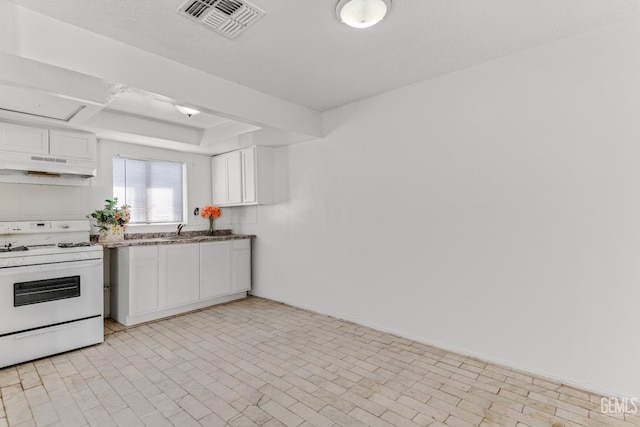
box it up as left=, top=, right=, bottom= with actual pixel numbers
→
left=177, top=224, right=185, bottom=236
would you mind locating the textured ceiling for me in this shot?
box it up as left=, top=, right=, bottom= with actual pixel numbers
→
left=9, top=0, right=640, bottom=111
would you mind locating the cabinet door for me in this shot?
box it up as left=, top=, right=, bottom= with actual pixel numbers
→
left=130, top=258, right=159, bottom=315
left=49, top=130, right=96, bottom=160
left=200, top=241, right=231, bottom=298
left=0, top=122, right=48, bottom=155
left=227, top=151, right=242, bottom=205
left=160, top=244, right=200, bottom=308
left=231, top=239, right=251, bottom=292
left=241, top=147, right=257, bottom=204
left=212, top=155, right=227, bottom=205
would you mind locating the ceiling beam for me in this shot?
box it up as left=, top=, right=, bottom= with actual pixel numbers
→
left=2, top=3, right=323, bottom=139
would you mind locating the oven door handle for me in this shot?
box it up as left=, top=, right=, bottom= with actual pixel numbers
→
left=0, top=259, right=103, bottom=273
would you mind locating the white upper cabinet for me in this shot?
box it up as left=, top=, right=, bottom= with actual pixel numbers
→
left=212, top=155, right=227, bottom=205
left=0, top=122, right=48, bottom=155
left=241, top=147, right=256, bottom=204
left=211, top=146, right=275, bottom=207
left=0, top=121, right=97, bottom=160
left=227, top=150, right=243, bottom=205
left=49, top=130, right=97, bottom=160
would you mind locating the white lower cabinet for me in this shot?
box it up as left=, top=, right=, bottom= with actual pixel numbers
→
left=232, top=239, right=251, bottom=292
left=111, top=239, right=251, bottom=326
left=160, top=243, right=200, bottom=308
left=200, top=241, right=231, bottom=298
left=130, top=248, right=160, bottom=315
left=112, top=246, right=160, bottom=321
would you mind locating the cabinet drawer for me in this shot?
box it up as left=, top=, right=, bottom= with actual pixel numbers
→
left=233, top=239, right=251, bottom=250
left=130, top=246, right=159, bottom=260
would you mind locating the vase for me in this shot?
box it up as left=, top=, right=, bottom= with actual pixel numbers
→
left=98, top=224, right=124, bottom=242
left=208, top=217, right=216, bottom=236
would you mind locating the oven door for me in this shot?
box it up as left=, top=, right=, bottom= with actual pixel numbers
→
left=0, top=259, right=103, bottom=336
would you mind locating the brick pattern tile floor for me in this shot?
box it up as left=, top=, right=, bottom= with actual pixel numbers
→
left=1, top=296, right=638, bottom=427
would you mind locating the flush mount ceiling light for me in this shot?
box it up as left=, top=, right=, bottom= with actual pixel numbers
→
left=336, top=0, right=391, bottom=29
left=175, top=104, right=201, bottom=117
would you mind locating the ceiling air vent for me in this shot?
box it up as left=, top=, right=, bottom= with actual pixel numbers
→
left=177, top=0, right=265, bottom=39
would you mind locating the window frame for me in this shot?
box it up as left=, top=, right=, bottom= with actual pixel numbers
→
left=112, top=155, right=188, bottom=227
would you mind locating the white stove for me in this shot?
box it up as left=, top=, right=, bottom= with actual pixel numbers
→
left=0, top=220, right=104, bottom=368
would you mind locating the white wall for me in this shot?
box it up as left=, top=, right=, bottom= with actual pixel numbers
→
left=241, top=17, right=640, bottom=398
left=0, top=139, right=225, bottom=232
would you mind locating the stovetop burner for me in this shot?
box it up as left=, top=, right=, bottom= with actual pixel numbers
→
left=0, top=245, right=29, bottom=252
left=57, top=242, right=92, bottom=248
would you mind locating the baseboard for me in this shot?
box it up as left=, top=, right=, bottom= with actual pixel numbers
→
left=123, top=292, right=247, bottom=326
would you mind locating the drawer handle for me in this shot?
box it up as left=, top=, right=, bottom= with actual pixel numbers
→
left=14, top=322, right=80, bottom=340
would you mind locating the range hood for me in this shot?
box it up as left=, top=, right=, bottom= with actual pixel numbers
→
left=0, top=151, right=97, bottom=178
left=0, top=120, right=98, bottom=185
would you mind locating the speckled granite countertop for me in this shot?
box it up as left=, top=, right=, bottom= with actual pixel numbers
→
left=96, top=229, right=255, bottom=249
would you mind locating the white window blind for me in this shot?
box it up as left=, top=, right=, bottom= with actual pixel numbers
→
left=113, top=157, right=184, bottom=224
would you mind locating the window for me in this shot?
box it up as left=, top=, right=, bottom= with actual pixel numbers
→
left=113, top=157, right=185, bottom=224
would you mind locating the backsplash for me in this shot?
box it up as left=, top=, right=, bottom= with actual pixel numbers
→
left=0, top=182, right=108, bottom=222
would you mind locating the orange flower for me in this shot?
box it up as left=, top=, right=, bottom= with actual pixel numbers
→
left=201, top=205, right=221, bottom=219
